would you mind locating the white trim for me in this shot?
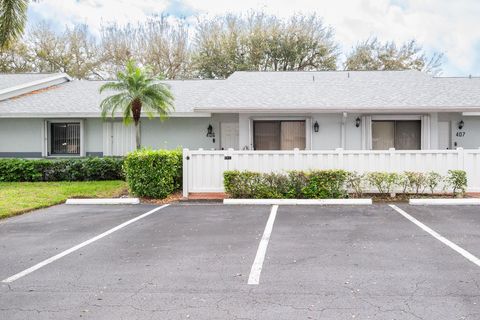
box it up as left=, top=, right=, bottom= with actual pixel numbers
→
left=66, top=198, right=140, bottom=205
left=223, top=199, right=372, bottom=205
left=45, top=119, right=85, bottom=157
left=249, top=116, right=312, bottom=150
left=0, top=73, right=71, bottom=101
left=341, top=112, right=347, bottom=149
left=371, top=114, right=422, bottom=120
left=194, top=107, right=480, bottom=113
left=462, top=112, right=480, bottom=116
left=0, top=112, right=212, bottom=118
left=410, top=198, right=480, bottom=205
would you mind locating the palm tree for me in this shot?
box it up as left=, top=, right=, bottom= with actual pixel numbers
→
left=99, top=60, right=174, bottom=150
left=0, top=0, right=32, bottom=49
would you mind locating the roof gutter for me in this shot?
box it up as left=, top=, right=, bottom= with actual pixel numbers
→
left=0, top=111, right=212, bottom=118
left=0, top=73, right=72, bottom=101
left=193, top=107, right=480, bottom=113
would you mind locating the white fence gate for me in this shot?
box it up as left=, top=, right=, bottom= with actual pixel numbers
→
left=182, top=148, right=480, bottom=196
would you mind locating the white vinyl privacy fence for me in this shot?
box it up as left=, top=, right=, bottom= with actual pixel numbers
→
left=182, top=148, right=480, bottom=196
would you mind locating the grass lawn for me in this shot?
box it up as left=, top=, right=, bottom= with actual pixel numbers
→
left=0, top=181, right=128, bottom=219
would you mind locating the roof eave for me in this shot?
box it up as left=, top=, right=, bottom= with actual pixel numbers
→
left=0, top=111, right=211, bottom=118
left=0, top=73, right=71, bottom=101
left=194, top=106, right=480, bottom=113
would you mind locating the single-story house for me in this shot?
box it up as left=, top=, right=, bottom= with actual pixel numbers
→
left=0, top=70, right=479, bottom=158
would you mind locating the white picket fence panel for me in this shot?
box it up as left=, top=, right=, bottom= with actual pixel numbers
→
left=182, top=148, right=480, bottom=196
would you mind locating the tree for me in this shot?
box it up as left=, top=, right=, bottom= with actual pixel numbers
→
left=0, top=0, right=29, bottom=48
left=99, top=60, right=174, bottom=150
left=192, top=12, right=338, bottom=78
left=344, top=38, right=443, bottom=75
left=28, top=23, right=101, bottom=79
left=99, top=16, right=192, bottom=79
left=0, top=40, right=34, bottom=72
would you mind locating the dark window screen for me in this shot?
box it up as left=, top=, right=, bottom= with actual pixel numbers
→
left=51, top=123, right=80, bottom=155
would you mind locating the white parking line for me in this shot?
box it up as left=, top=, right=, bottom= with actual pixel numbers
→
left=2, top=204, right=170, bottom=283
left=389, top=204, right=480, bottom=268
left=248, top=205, right=279, bottom=285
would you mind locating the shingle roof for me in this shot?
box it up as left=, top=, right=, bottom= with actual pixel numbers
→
left=0, top=73, right=60, bottom=90
left=0, top=70, right=479, bottom=116
left=0, top=79, right=220, bottom=116
left=197, top=71, right=480, bottom=112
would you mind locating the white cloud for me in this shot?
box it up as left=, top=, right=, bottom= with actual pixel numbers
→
left=28, top=0, right=480, bottom=75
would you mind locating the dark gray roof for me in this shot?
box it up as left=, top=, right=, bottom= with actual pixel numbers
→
left=0, top=79, right=220, bottom=116
left=197, top=71, right=480, bottom=112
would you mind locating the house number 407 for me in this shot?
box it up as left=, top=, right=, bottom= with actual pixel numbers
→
left=456, top=132, right=466, bottom=137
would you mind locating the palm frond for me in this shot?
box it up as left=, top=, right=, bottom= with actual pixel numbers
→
left=0, top=0, right=29, bottom=49
left=99, top=59, right=175, bottom=132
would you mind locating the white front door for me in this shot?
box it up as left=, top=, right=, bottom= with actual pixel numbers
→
left=438, top=121, right=451, bottom=149
left=220, top=122, right=239, bottom=150
left=103, top=121, right=136, bottom=156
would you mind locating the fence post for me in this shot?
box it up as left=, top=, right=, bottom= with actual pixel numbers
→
left=457, top=147, right=464, bottom=170
left=335, top=148, right=344, bottom=169
left=388, top=148, right=396, bottom=172
left=293, top=148, right=300, bottom=170
left=226, top=148, right=234, bottom=171
left=182, top=148, right=189, bottom=198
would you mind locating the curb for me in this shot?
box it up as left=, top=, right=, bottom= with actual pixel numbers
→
left=223, top=199, right=372, bottom=205
left=409, top=198, right=480, bottom=205
left=65, top=198, right=140, bottom=205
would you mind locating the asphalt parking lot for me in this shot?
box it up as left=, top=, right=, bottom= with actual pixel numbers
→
left=0, top=203, right=479, bottom=319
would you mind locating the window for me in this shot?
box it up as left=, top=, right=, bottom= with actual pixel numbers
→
left=372, top=120, right=421, bottom=150
left=253, top=120, right=306, bottom=150
left=50, top=122, right=81, bottom=155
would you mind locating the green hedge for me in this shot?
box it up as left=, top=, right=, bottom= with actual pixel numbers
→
left=224, top=169, right=468, bottom=198
left=0, top=157, right=124, bottom=182
left=123, top=149, right=182, bottom=198
left=224, top=170, right=349, bottom=199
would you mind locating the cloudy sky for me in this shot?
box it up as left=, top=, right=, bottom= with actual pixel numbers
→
left=27, top=0, right=480, bottom=76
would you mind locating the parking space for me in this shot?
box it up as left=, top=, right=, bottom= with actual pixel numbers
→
left=0, top=203, right=479, bottom=319
left=395, top=204, right=480, bottom=258
left=0, top=204, right=157, bottom=280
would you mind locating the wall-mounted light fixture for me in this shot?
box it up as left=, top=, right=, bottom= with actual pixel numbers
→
left=458, top=120, right=464, bottom=130
left=206, top=124, right=215, bottom=138
left=313, top=121, right=319, bottom=133
left=355, top=117, right=361, bottom=128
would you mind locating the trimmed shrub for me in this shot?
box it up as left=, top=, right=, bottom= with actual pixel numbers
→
left=404, top=171, right=427, bottom=194
left=223, top=170, right=348, bottom=199
left=426, top=171, right=443, bottom=194
left=286, top=171, right=309, bottom=199
left=123, top=149, right=182, bottom=198
left=366, top=172, right=399, bottom=195
left=346, top=171, right=366, bottom=198
left=446, top=170, right=467, bottom=197
left=0, top=157, right=124, bottom=182
left=302, top=170, right=349, bottom=199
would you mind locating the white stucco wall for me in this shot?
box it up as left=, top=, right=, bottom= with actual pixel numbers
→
left=1, top=112, right=479, bottom=158
left=141, top=114, right=238, bottom=150
left=238, top=113, right=356, bottom=150
left=0, top=119, right=44, bottom=156
left=438, top=113, right=480, bottom=149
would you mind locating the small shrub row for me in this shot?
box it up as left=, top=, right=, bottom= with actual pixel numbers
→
left=0, top=157, right=124, bottom=182
left=224, top=170, right=349, bottom=199
left=224, top=170, right=468, bottom=199
left=123, top=149, right=182, bottom=198
left=348, top=170, right=467, bottom=197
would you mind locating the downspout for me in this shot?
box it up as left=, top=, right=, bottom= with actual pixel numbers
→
left=341, top=112, right=347, bottom=149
